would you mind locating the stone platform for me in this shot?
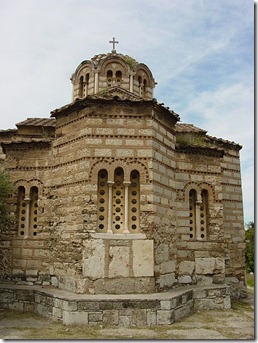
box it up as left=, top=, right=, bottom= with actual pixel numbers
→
left=0, top=284, right=231, bottom=326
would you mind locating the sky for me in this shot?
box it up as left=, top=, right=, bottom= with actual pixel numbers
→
left=0, top=0, right=254, bottom=224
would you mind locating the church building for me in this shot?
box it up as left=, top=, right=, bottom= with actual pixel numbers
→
left=0, top=40, right=246, bottom=305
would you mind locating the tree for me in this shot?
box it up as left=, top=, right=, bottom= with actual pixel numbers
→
left=245, top=221, right=254, bottom=273
left=0, top=170, right=14, bottom=232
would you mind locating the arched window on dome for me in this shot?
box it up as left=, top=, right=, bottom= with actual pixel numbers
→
left=143, top=79, right=147, bottom=97
left=115, top=70, right=122, bottom=86
left=138, top=76, right=142, bottom=96
left=85, top=73, right=90, bottom=96
left=79, top=75, right=84, bottom=98
left=107, top=70, right=113, bottom=87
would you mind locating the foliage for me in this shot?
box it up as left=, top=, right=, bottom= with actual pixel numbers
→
left=0, top=169, right=14, bottom=231
left=124, top=55, right=138, bottom=70
left=245, top=221, right=254, bottom=273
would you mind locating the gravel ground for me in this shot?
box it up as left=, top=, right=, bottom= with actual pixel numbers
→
left=0, top=292, right=254, bottom=340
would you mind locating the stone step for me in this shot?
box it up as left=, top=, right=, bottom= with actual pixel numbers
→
left=0, top=283, right=230, bottom=326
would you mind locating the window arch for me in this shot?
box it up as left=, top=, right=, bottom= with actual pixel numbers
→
left=189, top=189, right=197, bottom=239
left=107, top=70, right=113, bottom=87
left=138, top=76, right=142, bottom=96
left=128, top=170, right=140, bottom=233
left=29, top=186, right=38, bottom=237
left=17, top=186, right=26, bottom=237
left=17, top=186, right=39, bottom=238
left=143, top=79, right=147, bottom=97
left=96, top=167, right=141, bottom=234
left=85, top=73, right=90, bottom=96
left=115, top=70, right=122, bottom=86
left=189, top=188, right=208, bottom=241
left=79, top=75, right=84, bottom=97
left=200, top=190, right=208, bottom=240
left=97, top=169, right=109, bottom=233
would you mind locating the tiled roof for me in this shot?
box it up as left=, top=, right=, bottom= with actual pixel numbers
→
left=175, top=123, right=207, bottom=134
left=16, top=118, right=56, bottom=127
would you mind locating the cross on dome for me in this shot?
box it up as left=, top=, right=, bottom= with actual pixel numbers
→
left=109, top=37, right=119, bottom=53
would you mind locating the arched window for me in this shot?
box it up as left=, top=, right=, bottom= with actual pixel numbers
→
left=112, top=167, right=125, bottom=233
left=138, top=76, right=142, bottom=96
left=79, top=75, right=84, bottom=97
left=115, top=70, right=122, bottom=86
left=128, top=170, right=140, bottom=233
left=85, top=73, right=90, bottom=96
left=17, top=186, right=26, bottom=237
left=29, top=186, right=38, bottom=237
left=107, top=70, right=113, bottom=87
left=200, top=190, right=208, bottom=240
left=189, top=189, right=197, bottom=239
left=189, top=188, right=208, bottom=240
left=96, top=167, right=141, bottom=234
left=143, top=79, right=147, bottom=97
left=97, top=169, right=108, bottom=233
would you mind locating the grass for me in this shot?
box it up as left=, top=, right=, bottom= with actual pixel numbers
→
left=247, top=273, right=254, bottom=288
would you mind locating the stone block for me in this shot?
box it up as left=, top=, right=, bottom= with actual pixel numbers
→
left=77, top=301, right=100, bottom=311
left=108, top=246, right=130, bottom=278
left=157, top=310, right=173, bottom=325
left=131, top=309, right=147, bottom=326
left=25, top=270, right=38, bottom=276
left=159, top=273, right=175, bottom=288
left=160, top=260, right=176, bottom=274
left=103, top=310, right=119, bottom=325
left=88, top=312, right=102, bottom=322
left=147, top=310, right=157, bottom=326
left=132, top=240, right=154, bottom=277
left=178, top=261, right=195, bottom=275
left=178, top=275, right=192, bottom=284
left=53, top=307, right=62, bottom=318
left=195, top=257, right=215, bottom=274
left=63, top=310, right=89, bottom=325
left=160, top=300, right=172, bottom=310
left=63, top=301, right=78, bottom=311
left=118, top=316, right=131, bottom=326
left=83, top=239, right=105, bottom=279
left=9, top=301, right=24, bottom=312
left=174, top=302, right=193, bottom=321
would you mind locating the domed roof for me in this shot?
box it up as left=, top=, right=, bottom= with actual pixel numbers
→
left=71, top=40, right=156, bottom=101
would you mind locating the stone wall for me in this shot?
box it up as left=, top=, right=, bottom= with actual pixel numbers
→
left=0, top=283, right=231, bottom=326
left=221, top=147, right=246, bottom=297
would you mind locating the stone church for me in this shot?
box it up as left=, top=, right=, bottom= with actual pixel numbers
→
left=0, top=41, right=246, bottom=323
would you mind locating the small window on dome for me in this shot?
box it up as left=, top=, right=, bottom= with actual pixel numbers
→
left=79, top=75, right=84, bottom=97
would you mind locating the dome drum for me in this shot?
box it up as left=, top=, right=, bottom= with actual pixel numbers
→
left=71, top=52, right=156, bottom=101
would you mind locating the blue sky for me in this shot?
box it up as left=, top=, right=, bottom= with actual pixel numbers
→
left=0, top=0, right=254, bottom=224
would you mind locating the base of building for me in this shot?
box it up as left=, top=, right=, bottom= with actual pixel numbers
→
left=0, top=283, right=231, bottom=326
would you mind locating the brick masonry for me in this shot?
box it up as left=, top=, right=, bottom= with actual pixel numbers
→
left=0, top=50, right=246, bottom=301
left=0, top=284, right=230, bottom=326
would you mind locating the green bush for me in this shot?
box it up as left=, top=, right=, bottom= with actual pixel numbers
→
left=245, top=222, right=254, bottom=273
left=0, top=170, right=14, bottom=231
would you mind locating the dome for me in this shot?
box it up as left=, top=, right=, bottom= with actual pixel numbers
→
left=70, top=41, right=156, bottom=101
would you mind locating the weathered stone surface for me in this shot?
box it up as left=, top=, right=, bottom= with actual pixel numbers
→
left=195, top=257, right=225, bottom=275
left=178, top=261, right=195, bottom=275
left=83, top=240, right=105, bottom=280
left=63, top=311, right=89, bottom=325
left=108, top=246, right=130, bottom=278
left=132, top=240, right=154, bottom=277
